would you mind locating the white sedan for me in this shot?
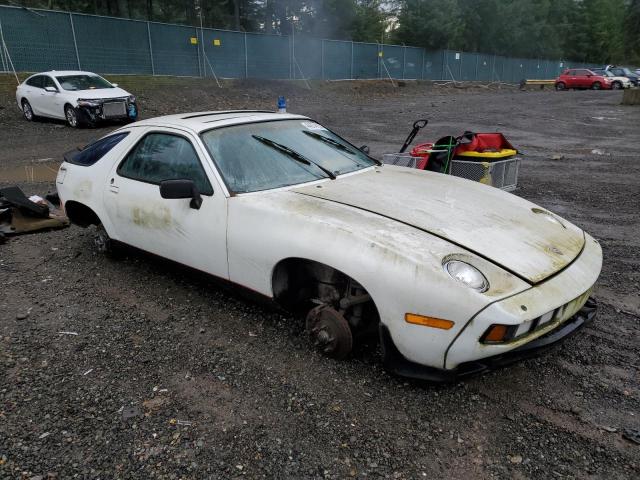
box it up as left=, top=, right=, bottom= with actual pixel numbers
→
left=15, top=70, right=137, bottom=127
left=56, top=111, right=602, bottom=381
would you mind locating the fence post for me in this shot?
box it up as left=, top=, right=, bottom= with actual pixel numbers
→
left=320, top=40, right=324, bottom=80
left=0, top=26, right=5, bottom=72
left=289, top=34, right=292, bottom=79
left=69, top=14, right=81, bottom=70
left=350, top=41, right=354, bottom=79
left=244, top=33, right=248, bottom=78
left=0, top=15, right=6, bottom=73
left=147, top=22, right=155, bottom=75
left=402, top=46, right=406, bottom=80
left=194, top=28, right=201, bottom=77
left=475, top=54, right=479, bottom=81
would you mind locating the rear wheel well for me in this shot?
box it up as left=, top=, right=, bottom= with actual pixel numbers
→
left=272, top=258, right=380, bottom=336
left=64, top=201, right=101, bottom=227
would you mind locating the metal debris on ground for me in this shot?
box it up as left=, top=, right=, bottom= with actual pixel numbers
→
left=0, top=186, right=68, bottom=237
left=622, top=428, right=640, bottom=445
left=121, top=405, right=143, bottom=421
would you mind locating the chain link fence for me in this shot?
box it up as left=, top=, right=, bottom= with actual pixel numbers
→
left=0, top=5, right=600, bottom=82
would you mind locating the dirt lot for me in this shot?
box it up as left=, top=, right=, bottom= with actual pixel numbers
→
left=1, top=76, right=639, bottom=479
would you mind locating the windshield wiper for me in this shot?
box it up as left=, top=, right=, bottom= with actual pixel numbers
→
left=252, top=135, right=336, bottom=179
left=302, top=130, right=382, bottom=166
left=303, top=130, right=356, bottom=154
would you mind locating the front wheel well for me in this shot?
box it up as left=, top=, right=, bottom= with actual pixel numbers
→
left=64, top=201, right=101, bottom=227
left=272, top=258, right=380, bottom=334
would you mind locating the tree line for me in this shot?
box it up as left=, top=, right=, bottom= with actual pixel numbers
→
left=15, top=0, right=640, bottom=64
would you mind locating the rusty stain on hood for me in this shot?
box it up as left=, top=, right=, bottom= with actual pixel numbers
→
left=294, top=166, right=585, bottom=284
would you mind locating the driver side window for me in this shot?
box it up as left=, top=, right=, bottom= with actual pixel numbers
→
left=42, top=76, right=57, bottom=90
left=118, top=133, right=213, bottom=195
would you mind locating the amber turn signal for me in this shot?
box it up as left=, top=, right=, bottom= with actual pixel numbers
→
left=483, top=325, right=508, bottom=342
left=405, top=313, right=455, bottom=330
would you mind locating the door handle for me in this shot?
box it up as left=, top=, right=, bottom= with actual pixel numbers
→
left=109, top=178, right=119, bottom=193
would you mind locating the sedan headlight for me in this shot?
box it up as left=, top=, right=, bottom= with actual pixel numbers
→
left=77, top=99, right=101, bottom=107
left=444, top=260, right=489, bottom=292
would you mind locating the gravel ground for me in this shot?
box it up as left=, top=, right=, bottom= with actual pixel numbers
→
left=1, top=76, right=639, bottom=479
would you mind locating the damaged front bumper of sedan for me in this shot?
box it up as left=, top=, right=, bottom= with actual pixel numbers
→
left=75, top=96, right=138, bottom=124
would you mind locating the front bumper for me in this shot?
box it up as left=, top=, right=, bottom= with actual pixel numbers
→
left=76, top=101, right=138, bottom=124
left=380, top=297, right=597, bottom=382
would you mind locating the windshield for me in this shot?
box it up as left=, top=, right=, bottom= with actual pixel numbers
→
left=200, top=119, right=377, bottom=193
left=56, top=75, right=114, bottom=91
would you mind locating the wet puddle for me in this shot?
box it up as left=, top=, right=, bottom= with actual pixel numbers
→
left=0, top=161, right=61, bottom=182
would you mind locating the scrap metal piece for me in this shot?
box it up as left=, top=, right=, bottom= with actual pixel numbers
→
left=122, top=405, right=143, bottom=421
left=0, top=186, right=49, bottom=217
left=623, top=428, right=640, bottom=445
left=1, top=208, right=68, bottom=235
left=306, top=305, right=353, bottom=359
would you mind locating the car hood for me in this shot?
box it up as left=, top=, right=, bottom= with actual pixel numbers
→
left=612, top=76, right=630, bottom=82
left=293, top=166, right=585, bottom=284
left=69, top=87, right=130, bottom=99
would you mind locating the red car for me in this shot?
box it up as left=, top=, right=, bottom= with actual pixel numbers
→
left=555, top=69, right=612, bottom=90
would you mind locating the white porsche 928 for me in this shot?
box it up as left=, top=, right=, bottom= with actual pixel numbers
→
left=56, top=111, right=602, bottom=381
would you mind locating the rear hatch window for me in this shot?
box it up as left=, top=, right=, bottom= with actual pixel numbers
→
left=64, top=132, right=129, bottom=166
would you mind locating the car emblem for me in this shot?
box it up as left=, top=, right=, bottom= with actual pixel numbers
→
left=547, top=246, right=563, bottom=255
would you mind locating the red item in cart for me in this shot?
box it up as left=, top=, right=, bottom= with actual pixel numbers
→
left=410, top=142, right=433, bottom=170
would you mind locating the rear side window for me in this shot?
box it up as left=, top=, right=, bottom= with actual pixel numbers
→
left=64, top=132, right=129, bottom=166
left=25, top=76, right=43, bottom=88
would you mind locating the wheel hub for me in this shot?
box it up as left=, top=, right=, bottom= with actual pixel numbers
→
left=94, top=229, right=110, bottom=253
left=306, top=305, right=353, bottom=359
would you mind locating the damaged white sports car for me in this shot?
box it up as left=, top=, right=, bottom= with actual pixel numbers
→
left=56, top=111, right=602, bottom=381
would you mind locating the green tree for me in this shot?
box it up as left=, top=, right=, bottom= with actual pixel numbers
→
left=391, top=0, right=463, bottom=49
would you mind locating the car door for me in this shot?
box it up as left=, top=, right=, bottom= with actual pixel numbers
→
left=38, top=76, right=63, bottom=118
left=24, top=75, right=47, bottom=115
left=102, top=127, right=229, bottom=279
left=573, top=70, right=587, bottom=88
left=564, top=70, right=577, bottom=88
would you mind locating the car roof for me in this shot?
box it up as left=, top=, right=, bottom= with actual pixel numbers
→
left=127, top=111, right=310, bottom=133
left=40, top=70, right=101, bottom=76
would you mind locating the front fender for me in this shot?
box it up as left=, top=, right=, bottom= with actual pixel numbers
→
left=227, top=190, right=530, bottom=369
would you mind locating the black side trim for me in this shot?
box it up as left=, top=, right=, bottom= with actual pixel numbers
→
left=181, top=110, right=274, bottom=119
left=379, top=297, right=598, bottom=383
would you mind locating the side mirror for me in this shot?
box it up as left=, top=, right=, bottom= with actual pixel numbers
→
left=111, top=83, right=118, bottom=87
left=359, top=145, right=370, bottom=154
left=159, top=179, right=203, bottom=210
left=44, top=86, right=57, bottom=93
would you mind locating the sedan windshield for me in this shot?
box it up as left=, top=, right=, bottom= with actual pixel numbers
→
left=200, top=120, right=377, bottom=193
left=56, top=75, right=114, bottom=91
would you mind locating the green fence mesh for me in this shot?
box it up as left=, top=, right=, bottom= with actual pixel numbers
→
left=0, top=5, right=602, bottom=82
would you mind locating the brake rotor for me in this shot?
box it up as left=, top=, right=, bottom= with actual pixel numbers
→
left=305, top=305, right=353, bottom=359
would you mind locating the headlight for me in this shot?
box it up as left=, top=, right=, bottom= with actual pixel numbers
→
left=77, top=99, right=101, bottom=107
left=128, top=95, right=136, bottom=103
left=444, top=260, right=489, bottom=292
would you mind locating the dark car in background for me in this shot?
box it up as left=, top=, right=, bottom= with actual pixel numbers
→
left=604, top=65, right=639, bottom=87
